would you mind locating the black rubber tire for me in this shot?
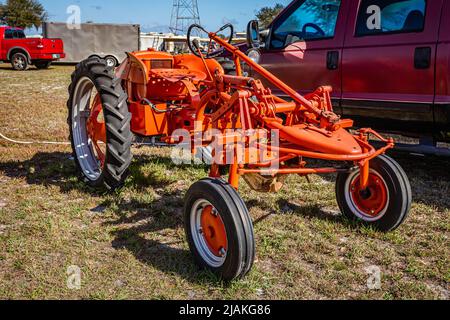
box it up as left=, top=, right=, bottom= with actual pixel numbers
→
left=35, top=61, right=52, bottom=69
left=11, top=52, right=29, bottom=71
left=67, top=57, right=133, bottom=191
left=336, top=155, right=412, bottom=232
left=184, top=178, right=255, bottom=281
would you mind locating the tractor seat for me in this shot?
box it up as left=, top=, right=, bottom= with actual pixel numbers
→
left=150, top=68, right=207, bottom=83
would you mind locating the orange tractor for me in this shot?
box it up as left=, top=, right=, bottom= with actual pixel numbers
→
left=68, top=23, right=411, bottom=281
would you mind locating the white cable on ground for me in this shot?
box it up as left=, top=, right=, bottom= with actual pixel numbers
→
left=0, top=132, right=71, bottom=146
left=0, top=131, right=167, bottom=147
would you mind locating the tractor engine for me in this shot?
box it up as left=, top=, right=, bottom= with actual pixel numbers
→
left=117, top=49, right=222, bottom=138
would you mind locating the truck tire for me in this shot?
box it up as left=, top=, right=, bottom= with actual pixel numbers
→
left=336, top=155, right=412, bottom=232
left=11, top=52, right=29, bottom=71
left=35, top=61, right=52, bottom=69
left=184, top=178, right=256, bottom=281
left=67, top=57, right=133, bottom=191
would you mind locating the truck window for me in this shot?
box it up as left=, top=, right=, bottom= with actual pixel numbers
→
left=13, top=30, right=26, bottom=39
left=270, top=0, right=342, bottom=49
left=356, top=0, right=426, bottom=36
left=4, top=29, right=14, bottom=39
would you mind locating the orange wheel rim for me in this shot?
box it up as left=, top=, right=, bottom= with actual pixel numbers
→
left=200, top=206, right=228, bottom=257
left=350, top=172, right=388, bottom=217
left=86, top=94, right=107, bottom=167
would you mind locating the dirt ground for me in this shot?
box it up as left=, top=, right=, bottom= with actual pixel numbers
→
left=0, top=63, right=448, bottom=300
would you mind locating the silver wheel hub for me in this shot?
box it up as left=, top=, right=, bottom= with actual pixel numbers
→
left=344, top=169, right=390, bottom=222
left=71, top=77, right=103, bottom=181
left=190, top=199, right=227, bottom=268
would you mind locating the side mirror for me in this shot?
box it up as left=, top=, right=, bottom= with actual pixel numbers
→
left=247, top=20, right=262, bottom=48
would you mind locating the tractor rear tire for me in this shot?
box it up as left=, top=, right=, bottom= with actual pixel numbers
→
left=184, top=178, right=255, bottom=281
left=336, top=155, right=412, bottom=232
left=67, top=57, right=133, bottom=191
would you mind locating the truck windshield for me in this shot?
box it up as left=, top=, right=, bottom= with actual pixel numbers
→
left=271, top=0, right=342, bottom=49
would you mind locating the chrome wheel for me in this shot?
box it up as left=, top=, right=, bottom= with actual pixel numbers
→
left=71, top=76, right=105, bottom=181
left=12, top=54, right=27, bottom=70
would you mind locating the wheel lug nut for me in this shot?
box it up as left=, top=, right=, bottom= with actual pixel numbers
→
left=199, top=228, right=203, bottom=234
left=212, top=208, right=219, bottom=216
left=219, top=248, right=227, bottom=257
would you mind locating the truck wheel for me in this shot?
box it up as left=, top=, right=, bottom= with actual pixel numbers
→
left=67, top=57, right=133, bottom=191
left=336, top=155, right=412, bottom=232
left=184, top=178, right=255, bottom=281
left=11, top=53, right=29, bottom=71
left=35, top=61, right=52, bottom=69
left=105, top=56, right=118, bottom=68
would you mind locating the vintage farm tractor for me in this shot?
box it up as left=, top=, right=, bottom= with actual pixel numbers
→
left=67, top=22, right=411, bottom=281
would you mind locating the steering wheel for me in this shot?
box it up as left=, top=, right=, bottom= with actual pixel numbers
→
left=187, top=24, right=234, bottom=59
left=302, top=23, right=326, bottom=37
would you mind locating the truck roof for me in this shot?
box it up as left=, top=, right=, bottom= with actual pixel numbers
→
left=0, top=26, right=24, bottom=30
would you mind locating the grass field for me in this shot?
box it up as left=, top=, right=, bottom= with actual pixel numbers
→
left=0, top=63, right=448, bottom=300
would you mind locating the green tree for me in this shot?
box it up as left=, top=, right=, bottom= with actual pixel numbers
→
left=0, top=0, right=47, bottom=29
left=0, top=4, right=5, bottom=24
left=256, top=3, right=285, bottom=29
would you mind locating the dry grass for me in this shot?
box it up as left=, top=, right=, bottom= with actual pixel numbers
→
left=0, top=63, right=448, bottom=300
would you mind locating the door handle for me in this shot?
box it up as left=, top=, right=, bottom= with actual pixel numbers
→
left=414, top=47, right=431, bottom=69
left=327, top=51, right=339, bottom=70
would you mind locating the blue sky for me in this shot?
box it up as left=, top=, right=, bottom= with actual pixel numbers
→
left=36, top=0, right=292, bottom=32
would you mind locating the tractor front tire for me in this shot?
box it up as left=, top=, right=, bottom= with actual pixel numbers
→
left=184, top=178, right=255, bottom=281
left=67, top=57, right=133, bottom=191
left=336, top=155, right=412, bottom=232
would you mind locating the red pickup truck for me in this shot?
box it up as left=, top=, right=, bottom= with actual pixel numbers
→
left=242, top=0, right=450, bottom=150
left=0, top=26, right=65, bottom=70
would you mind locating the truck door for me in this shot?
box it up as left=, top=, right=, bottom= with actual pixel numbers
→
left=0, top=29, right=14, bottom=58
left=257, top=0, right=349, bottom=111
left=342, top=0, right=442, bottom=134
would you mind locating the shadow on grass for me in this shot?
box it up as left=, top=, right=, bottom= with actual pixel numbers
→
left=245, top=198, right=346, bottom=227
left=0, top=151, right=85, bottom=193
left=0, top=151, right=208, bottom=194
left=388, top=151, right=450, bottom=210
left=104, top=188, right=225, bottom=285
